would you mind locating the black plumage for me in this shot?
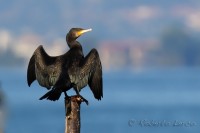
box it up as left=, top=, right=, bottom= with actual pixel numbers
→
left=27, top=28, right=103, bottom=101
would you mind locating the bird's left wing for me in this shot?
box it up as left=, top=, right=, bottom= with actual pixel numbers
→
left=69, top=49, right=103, bottom=100
left=27, top=54, right=36, bottom=86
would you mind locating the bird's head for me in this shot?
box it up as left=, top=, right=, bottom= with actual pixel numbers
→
left=66, top=28, right=92, bottom=43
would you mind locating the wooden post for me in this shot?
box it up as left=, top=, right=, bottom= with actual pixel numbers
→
left=65, top=95, right=88, bottom=133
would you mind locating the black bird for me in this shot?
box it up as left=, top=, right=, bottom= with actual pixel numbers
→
left=27, top=28, right=103, bottom=102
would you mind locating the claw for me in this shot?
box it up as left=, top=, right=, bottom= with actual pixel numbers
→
left=77, top=95, right=89, bottom=105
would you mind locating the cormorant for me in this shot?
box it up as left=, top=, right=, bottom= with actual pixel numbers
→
left=27, top=28, right=103, bottom=102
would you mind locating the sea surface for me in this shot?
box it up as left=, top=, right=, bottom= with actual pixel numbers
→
left=0, top=67, right=200, bottom=133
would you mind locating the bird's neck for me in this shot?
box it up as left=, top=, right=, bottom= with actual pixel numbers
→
left=67, top=40, right=82, bottom=49
left=66, top=34, right=81, bottom=49
left=68, top=41, right=83, bottom=57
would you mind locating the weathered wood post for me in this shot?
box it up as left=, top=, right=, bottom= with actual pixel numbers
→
left=65, top=95, right=87, bottom=133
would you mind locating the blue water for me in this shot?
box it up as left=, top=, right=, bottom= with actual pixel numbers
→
left=0, top=67, right=200, bottom=133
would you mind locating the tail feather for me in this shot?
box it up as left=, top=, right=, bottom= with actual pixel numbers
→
left=39, top=89, right=62, bottom=101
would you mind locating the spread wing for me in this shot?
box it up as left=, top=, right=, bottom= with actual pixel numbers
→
left=27, top=53, right=36, bottom=86
left=69, top=49, right=103, bottom=100
left=27, top=45, right=62, bottom=89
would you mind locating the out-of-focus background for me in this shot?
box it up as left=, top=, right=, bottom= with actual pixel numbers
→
left=0, top=0, right=200, bottom=133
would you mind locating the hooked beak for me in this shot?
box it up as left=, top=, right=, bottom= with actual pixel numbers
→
left=77, top=28, right=92, bottom=36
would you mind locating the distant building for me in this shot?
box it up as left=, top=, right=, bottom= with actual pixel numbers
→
left=98, top=39, right=159, bottom=71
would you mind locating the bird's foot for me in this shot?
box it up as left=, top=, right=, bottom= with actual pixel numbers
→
left=64, top=92, right=70, bottom=100
left=77, top=95, right=89, bottom=105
